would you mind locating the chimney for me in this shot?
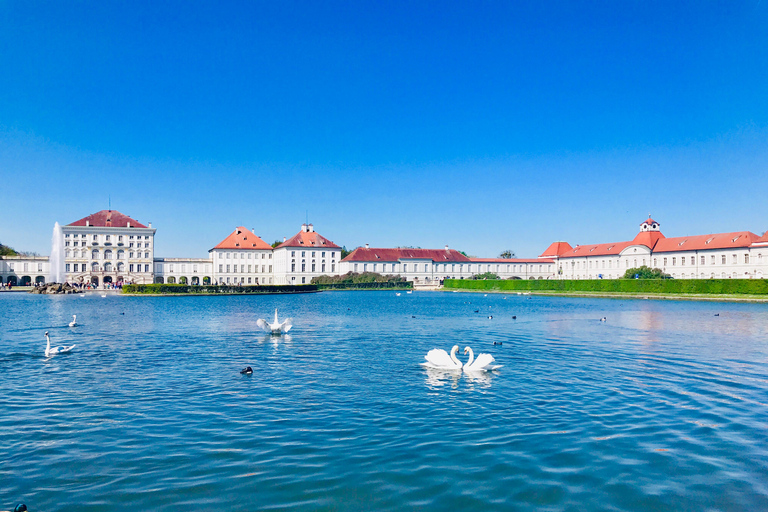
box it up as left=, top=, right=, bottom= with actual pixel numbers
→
left=86, top=220, right=90, bottom=227
left=127, top=222, right=131, bottom=228
left=308, top=223, right=314, bottom=232
left=445, top=245, right=449, bottom=251
left=283, top=237, right=287, bottom=242
left=148, top=222, right=152, bottom=228
left=365, top=243, right=369, bottom=249
left=301, top=223, right=308, bottom=233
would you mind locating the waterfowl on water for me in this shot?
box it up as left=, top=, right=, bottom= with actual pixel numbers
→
left=240, top=366, right=253, bottom=375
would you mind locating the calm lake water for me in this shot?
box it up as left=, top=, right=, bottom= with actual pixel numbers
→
left=1, top=291, right=767, bottom=511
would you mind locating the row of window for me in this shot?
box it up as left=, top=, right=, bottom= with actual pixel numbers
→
left=657, top=254, right=755, bottom=267
left=1, top=262, right=44, bottom=272
left=218, top=264, right=274, bottom=274
left=65, top=249, right=151, bottom=260
left=216, top=252, right=272, bottom=260
left=290, top=263, right=334, bottom=273
left=64, top=240, right=150, bottom=248
left=157, top=264, right=211, bottom=273
left=290, top=251, right=337, bottom=260
left=65, top=263, right=150, bottom=273
left=350, top=262, right=548, bottom=274
left=65, top=234, right=150, bottom=240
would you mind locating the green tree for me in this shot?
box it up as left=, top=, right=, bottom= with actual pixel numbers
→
left=341, top=246, right=351, bottom=259
left=473, top=272, right=500, bottom=280
left=499, top=250, right=516, bottom=259
left=271, top=240, right=282, bottom=248
left=0, top=243, right=18, bottom=256
left=622, top=266, right=670, bottom=279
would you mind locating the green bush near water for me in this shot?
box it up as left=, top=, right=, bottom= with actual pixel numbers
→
left=443, top=278, right=768, bottom=295
left=123, top=284, right=318, bottom=294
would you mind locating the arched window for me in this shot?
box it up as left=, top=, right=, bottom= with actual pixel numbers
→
left=104, top=250, right=113, bottom=260
left=92, top=262, right=99, bottom=271
left=104, top=263, right=112, bottom=272
left=92, top=249, right=99, bottom=259
left=117, top=262, right=125, bottom=272
left=117, top=250, right=125, bottom=259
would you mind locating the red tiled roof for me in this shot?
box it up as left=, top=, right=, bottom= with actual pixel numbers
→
left=754, top=231, right=768, bottom=244
left=276, top=229, right=340, bottom=249
left=630, top=230, right=665, bottom=248
left=642, top=218, right=659, bottom=226
left=653, top=231, right=759, bottom=253
left=211, top=227, right=272, bottom=251
left=539, top=241, right=573, bottom=258
left=342, top=247, right=472, bottom=263
left=68, top=210, right=147, bottom=228
left=559, top=240, right=634, bottom=258
left=471, top=258, right=554, bottom=264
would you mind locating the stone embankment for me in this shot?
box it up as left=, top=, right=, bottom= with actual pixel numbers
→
left=30, top=283, right=82, bottom=294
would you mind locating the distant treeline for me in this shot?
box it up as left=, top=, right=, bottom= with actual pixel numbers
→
left=123, top=284, right=319, bottom=294
left=312, top=272, right=410, bottom=287
left=444, top=278, right=768, bottom=296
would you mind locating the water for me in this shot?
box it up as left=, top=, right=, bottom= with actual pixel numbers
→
left=1, top=291, right=767, bottom=511
left=48, top=222, right=65, bottom=283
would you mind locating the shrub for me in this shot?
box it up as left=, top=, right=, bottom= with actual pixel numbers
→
left=622, top=266, right=670, bottom=279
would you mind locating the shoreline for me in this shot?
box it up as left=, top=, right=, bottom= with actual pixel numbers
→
left=442, top=288, right=768, bottom=303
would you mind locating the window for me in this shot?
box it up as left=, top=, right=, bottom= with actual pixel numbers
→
left=663, top=257, right=667, bottom=266
left=354, top=264, right=358, bottom=271
left=219, top=265, right=223, bottom=272
left=292, top=263, right=296, bottom=272
left=292, top=251, right=296, bottom=257
left=732, top=254, right=737, bottom=264
left=711, top=255, right=715, bottom=264
left=130, top=264, right=134, bottom=272
left=226, top=265, right=230, bottom=273
left=701, top=256, right=705, bottom=265
left=248, top=265, right=252, bottom=273
left=745, top=254, right=750, bottom=264
left=722, top=255, right=726, bottom=264
left=322, top=264, right=326, bottom=272
left=681, top=257, right=685, bottom=266
left=331, top=264, right=335, bottom=272
left=65, top=263, right=71, bottom=272
left=106, top=235, right=111, bottom=241
left=73, top=264, right=78, bottom=272
left=301, top=263, right=306, bottom=272
left=672, top=257, right=676, bottom=266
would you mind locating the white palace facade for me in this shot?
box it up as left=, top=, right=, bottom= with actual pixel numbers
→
left=539, top=218, right=768, bottom=280
left=2, top=211, right=766, bottom=287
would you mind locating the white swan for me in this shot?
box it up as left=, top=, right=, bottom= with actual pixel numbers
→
left=463, top=346, right=502, bottom=372
left=69, top=315, right=77, bottom=327
left=44, top=331, right=76, bottom=357
left=256, top=308, right=293, bottom=335
left=421, top=345, right=463, bottom=370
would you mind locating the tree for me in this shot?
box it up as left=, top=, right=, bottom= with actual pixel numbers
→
left=622, top=266, right=671, bottom=279
left=499, top=250, right=516, bottom=259
left=473, top=272, right=500, bottom=280
left=341, top=246, right=350, bottom=259
left=271, top=240, right=282, bottom=248
left=0, top=243, right=18, bottom=256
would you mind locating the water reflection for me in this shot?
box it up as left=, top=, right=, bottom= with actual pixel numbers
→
left=423, top=367, right=495, bottom=389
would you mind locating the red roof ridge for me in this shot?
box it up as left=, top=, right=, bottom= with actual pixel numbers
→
left=67, top=209, right=148, bottom=228
left=210, top=226, right=272, bottom=251
left=341, top=247, right=471, bottom=263
left=275, top=226, right=340, bottom=249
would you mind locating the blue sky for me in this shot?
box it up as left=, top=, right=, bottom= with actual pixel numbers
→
left=1, top=1, right=767, bottom=258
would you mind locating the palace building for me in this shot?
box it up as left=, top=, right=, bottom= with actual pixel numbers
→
left=273, top=224, right=341, bottom=285
left=62, top=210, right=156, bottom=286
left=540, top=218, right=768, bottom=280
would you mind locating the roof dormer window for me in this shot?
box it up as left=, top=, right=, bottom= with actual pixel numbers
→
left=705, top=237, right=714, bottom=244
left=731, top=236, right=740, bottom=242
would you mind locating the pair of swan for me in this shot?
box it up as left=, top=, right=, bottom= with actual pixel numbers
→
left=44, top=331, right=76, bottom=357
left=256, top=309, right=293, bottom=335
left=421, top=345, right=502, bottom=372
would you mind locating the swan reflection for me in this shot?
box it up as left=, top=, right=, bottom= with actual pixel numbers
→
left=424, top=367, right=462, bottom=389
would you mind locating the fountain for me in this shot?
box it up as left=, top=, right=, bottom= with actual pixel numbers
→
left=48, top=222, right=66, bottom=284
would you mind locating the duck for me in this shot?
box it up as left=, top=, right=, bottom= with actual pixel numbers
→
left=493, top=341, right=503, bottom=346
left=240, top=366, right=253, bottom=375
left=68, top=314, right=78, bottom=327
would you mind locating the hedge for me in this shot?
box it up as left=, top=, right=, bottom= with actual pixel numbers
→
left=123, top=284, right=318, bottom=294
left=443, top=278, right=768, bottom=295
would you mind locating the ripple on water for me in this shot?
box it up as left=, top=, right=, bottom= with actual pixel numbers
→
left=1, top=292, right=768, bottom=511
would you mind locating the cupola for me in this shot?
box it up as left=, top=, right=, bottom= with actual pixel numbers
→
left=640, top=217, right=660, bottom=232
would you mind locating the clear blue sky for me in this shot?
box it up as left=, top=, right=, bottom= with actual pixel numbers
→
left=1, top=1, right=767, bottom=258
